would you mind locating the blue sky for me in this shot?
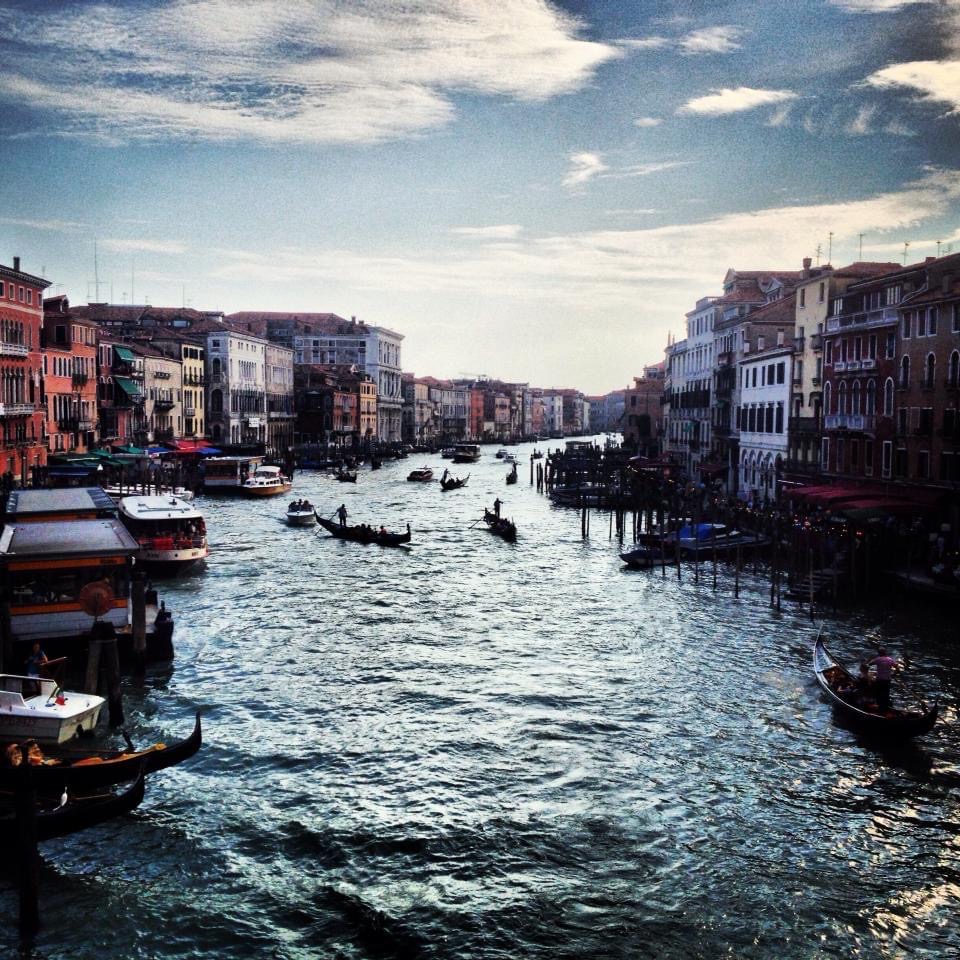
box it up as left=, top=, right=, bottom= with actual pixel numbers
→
left=2, top=0, right=959, bottom=393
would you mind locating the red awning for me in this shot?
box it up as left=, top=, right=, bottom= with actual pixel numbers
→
left=165, top=439, right=216, bottom=454
left=840, top=497, right=934, bottom=517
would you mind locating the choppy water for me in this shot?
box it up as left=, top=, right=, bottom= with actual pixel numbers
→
left=3, top=440, right=959, bottom=959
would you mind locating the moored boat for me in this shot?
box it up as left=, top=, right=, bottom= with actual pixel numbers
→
left=242, top=465, right=293, bottom=497
left=0, top=674, right=104, bottom=745
left=286, top=499, right=317, bottom=527
left=619, top=545, right=663, bottom=569
left=812, top=634, right=938, bottom=738
left=118, top=495, right=209, bottom=575
left=316, top=515, right=412, bottom=547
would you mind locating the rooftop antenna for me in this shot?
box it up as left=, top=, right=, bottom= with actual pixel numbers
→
left=859, top=234, right=864, bottom=260
left=903, top=240, right=910, bottom=266
left=814, top=242, right=822, bottom=266
left=827, top=231, right=834, bottom=264
left=93, top=241, right=106, bottom=302
left=936, top=239, right=942, bottom=257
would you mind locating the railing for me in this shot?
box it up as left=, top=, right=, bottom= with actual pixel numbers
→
left=825, top=308, right=899, bottom=333
left=183, top=406, right=196, bottom=417
left=139, top=535, right=205, bottom=551
left=833, top=361, right=847, bottom=372
left=184, top=374, right=205, bottom=385
left=824, top=414, right=875, bottom=431
left=0, top=402, right=34, bottom=417
left=0, top=341, right=28, bottom=357
left=811, top=377, right=821, bottom=386
left=154, top=371, right=171, bottom=379
left=860, top=358, right=876, bottom=370
left=154, top=399, right=175, bottom=410
left=71, top=372, right=89, bottom=387
left=78, top=419, right=95, bottom=431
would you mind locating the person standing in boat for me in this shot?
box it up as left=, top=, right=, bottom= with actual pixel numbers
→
left=869, top=649, right=899, bottom=713
left=493, top=497, right=502, bottom=519
left=25, top=641, right=48, bottom=678
left=336, top=504, right=348, bottom=527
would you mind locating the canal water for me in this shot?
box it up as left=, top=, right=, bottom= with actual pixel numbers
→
left=3, top=440, right=958, bottom=959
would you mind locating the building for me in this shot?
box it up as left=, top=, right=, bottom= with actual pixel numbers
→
left=265, top=342, right=295, bottom=457
left=622, top=363, right=664, bottom=456
left=97, top=338, right=147, bottom=447
left=402, top=375, right=440, bottom=445
left=140, top=342, right=182, bottom=445
left=1, top=258, right=49, bottom=487
left=42, top=296, right=98, bottom=456
left=143, top=332, right=207, bottom=439
left=206, top=328, right=267, bottom=447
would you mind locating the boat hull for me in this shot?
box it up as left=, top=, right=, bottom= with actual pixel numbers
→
left=0, top=702, right=102, bottom=745
left=286, top=512, right=317, bottom=527
left=243, top=482, right=293, bottom=497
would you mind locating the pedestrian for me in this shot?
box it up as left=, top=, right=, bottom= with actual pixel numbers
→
left=869, top=648, right=898, bottom=713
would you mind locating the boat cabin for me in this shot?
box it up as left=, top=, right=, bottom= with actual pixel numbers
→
left=452, top=444, right=481, bottom=463
left=117, top=495, right=208, bottom=573
left=4, top=487, right=118, bottom=524
left=202, top=455, right=263, bottom=491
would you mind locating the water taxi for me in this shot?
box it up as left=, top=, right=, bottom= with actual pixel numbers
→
left=407, top=466, right=434, bottom=482
left=202, top=455, right=264, bottom=493
left=286, top=500, right=317, bottom=526
left=452, top=444, right=481, bottom=464
left=242, top=464, right=293, bottom=497
left=117, top=495, right=209, bottom=575
left=0, top=674, right=104, bottom=745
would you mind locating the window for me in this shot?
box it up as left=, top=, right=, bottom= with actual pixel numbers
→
left=953, top=304, right=960, bottom=334
left=865, top=379, right=876, bottom=416
left=886, top=333, right=896, bottom=359
left=865, top=440, right=874, bottom=475
left=924, top=353, right=936, bottom=388
left=899, top=355, right=910, bottom=388
left=836, top=437, right=845, bottom=472
left=818, top=282, right=825, bottom=303
left=838, top=381, right=847, bottom=415
left=0, top=282, right=3, bottom=297
left=852, top=380, right=861, bottom=415
left=824, top=381, right=832, bottom=416
left=825, top=341, right=833, bottom=365
left=775, top=403, right=784, bottom=433
left=800, top=288, right=806, bottom=307
left=868, top=334, right=877, bottom=359
left=851, top=440, right=860, bottom=468
left=949, top=350, right=960, bottom=387
left=917, top=309, right=926, bottom=337
left=928, top=307, right=938, bottom=336
left=897, top=407, right=908, bottom=435
left=882, top=440, right=893, bottom=479
left=26, top=290, right=32, bottom=305
left=894, top=447, right=908, bottom=478
left=902, top=312, right=912, bottom=339
left=777, top=362, right=785, bottom=384
left=885, top=285, right=902, bottom=306
left=821, top=437, right=830, bottom=469
left=883, top=378, right=894, bottom=416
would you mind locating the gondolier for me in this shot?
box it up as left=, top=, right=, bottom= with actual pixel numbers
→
left=869, top=648, right=898, bottom=713
left=336, top=504, right=348, bottom=527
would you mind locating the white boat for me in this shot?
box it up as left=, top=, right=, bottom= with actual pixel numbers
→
left=0, top=674, right=104, bottom=745
left=286, top=500, right=317, bottom=526
left=118, top=495, right=209, bottom=575
left=103, top=483, right=194, bottom=502
left=242, top=465, right=293, bottom=498
left=407, top=466, right=434, bottom=482
left=452, top=444, right=481, bottom=464
left=495, top=449, right=509, bottom=459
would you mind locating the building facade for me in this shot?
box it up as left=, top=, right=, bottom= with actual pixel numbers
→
left=206, top=329, right=267, bottom=447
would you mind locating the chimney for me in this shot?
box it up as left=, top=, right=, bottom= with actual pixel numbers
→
left=13, top=256, right=20, bottom=272
left=777, top=329, right=784, bottom=347
left=802, top=257, right=811, bottom=279
left=757, top=335, right=765, bottom=351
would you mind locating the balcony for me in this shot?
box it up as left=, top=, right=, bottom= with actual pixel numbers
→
left=824, top=413, right=875, bottom=432
left=789, top=416, right=819, bottom=436
left=0, top=341, right=28, bottom=358
left=811, top=377, right=821, bottom=386
left=809, top=333, right=822, bottom=351
left=860, top=358, right=877, bottom=371
left=833, top=361, right=847, bottom=373
left=71, top=372, right=89, bottom=388
left=183, top=406, right=196, bottom=417
left=154, top=371, right=172, bottom=380
left=0, top=402, right=34, bottom=417
left=78, top=418, right=95, bottom=431
left=185, top=374, right=206, bottom=386
left=825, top=308, right=899, bottom=333
left=154, top=398, right=175, bottom=410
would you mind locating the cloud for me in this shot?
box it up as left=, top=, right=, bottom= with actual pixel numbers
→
left=766, top=103, right=794, bottom=127
left=829, top=0, right=937, bottom=11
left=101, top=238, right=188, bottom=254
left=633, top=117, right=662, bottom=128
left=615, top=161, right=692, bottom=178
left=451, top=224, right=522, bottom=240
left=679, top=26, right=743, bottom=55
left=617, top=37, right=671, bottom=51
left=680, top=87, right=799, bottom=116
left=865, top=60, right=960, bottom=113
left=884, top=119, right=917, bottom=136
left=0, top=216, right=85, bottom=233
left=209, top=169, right=960, bottom=311
left=563, top=152, right=608, bottom=187
left=0, top=0, right=621, bottom=145
left=846, top=104, right=878, bottom=134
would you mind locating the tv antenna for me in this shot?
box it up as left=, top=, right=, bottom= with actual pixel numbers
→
left=903, top=241, right=910, bottom=265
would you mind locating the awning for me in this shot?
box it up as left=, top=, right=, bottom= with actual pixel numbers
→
left=47, top=466, right=94, bottom=478
left=147, top=446, right=172, bottom=456
left=114, top=376, right=143, bottom=400
left=166, top=439, right=216, bottom=453
left=112, top=444, right=147, bottom=455
left=841, top=498, right=934, bottom=520
left=113, top=345, right=136, bottom=363
left=198, top=446, right=223, bottom=455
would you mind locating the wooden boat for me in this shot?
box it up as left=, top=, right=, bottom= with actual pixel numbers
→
left=118, top=494, right=209, bottom=574
left=505, top=465, right=518, bottom=485
left=0, top=675, right=104, bottom=746
left=335, top=470, right=358, bottom=483
left=619, top=545, right=662, bottom=569
left=316, top=515, right=412, bottom=547
left=440, top=473, right=469, bottom=491
left=0, top=765, right=146, bottom=843
left=286, top=501, right=317, bottom=527
left=370, top=458, right=382, bottom=470
left=407, top=467, right=434, bottom=482
left=242, top=465, right=293, bottom=498
left=483, top=508, right=517, bottom=543
left=0, top=712, right=202, bottom=792
left=813, top=635, right=938, bottom=738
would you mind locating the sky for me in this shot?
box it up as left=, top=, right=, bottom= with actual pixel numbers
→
left=2, top=0, right=960, bottom=394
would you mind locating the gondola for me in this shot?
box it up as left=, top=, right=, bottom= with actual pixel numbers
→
left=0, top=764, right=146, bottom=843
left=370, top=458, right=382, bottom=470
left=505, top=466, right=518, bottom=485
left=335, top=471, right=358, bottom=483
left=440, top=473, right=469, bottom=491
left=483, top=508, right=517, bottom=543
left=0, top=712, right=202, bottom=792
left=316, top=515, right=412, bottom=547
left=813, top=634, right=938, bottom=738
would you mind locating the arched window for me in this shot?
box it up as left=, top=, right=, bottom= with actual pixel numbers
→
left=852, top=380, right=862, bottom=416
left=210, top=389, right=223, bottom=413
left=883, top=378, right=895, bottom=416
left=900, top=355, right=910, bottom=388
left=823, top=381, right=832, bottom=416
left=212, top=357, right=222, bottom=382
left=950, top=350, right=960, bottom=388
left=865, top=379, right=876, bottom=416
left=925, top=352, right=936, bottom=388
left=212, top=423, right=222, bottom=441
left=838, top=381, right=847, bottom=415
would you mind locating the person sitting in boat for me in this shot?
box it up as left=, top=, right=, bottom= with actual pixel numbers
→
left=379, top=526, right=388, bottom=537
left=289, top=500, right=298, bottom=511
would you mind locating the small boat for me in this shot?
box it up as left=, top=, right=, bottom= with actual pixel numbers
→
left=440, top=447, right=457, bottom=459
left=335, top=470, right=358, bottom=483
left=0, top=713, right=202, bottom=792
left=242, top=464, right=293, bottom=498
left=118, top=494, right=209, bottom=575
left=286, top=500, right=317, bottom=527
left=316, top=515, right=412, bottom=547
left=495, top=449, right=509, bottom=459
left=370, top=458, right=382, bottom=470
left=483, top=508, right=517, bottom=543
left=0, top=675, right=104, bottom=746
left=813, top=634, right=938, bottom=738
left=0, top=765, right=146, bottom=843
left=407, top=467, right=434, bottom=482
left=505, top=464, right=518, bottom=485
left=619, top=545, right=663, bottom=569
left=440, top=472, right=469, bottom=491
left=452, top=444, right=481, bottom=464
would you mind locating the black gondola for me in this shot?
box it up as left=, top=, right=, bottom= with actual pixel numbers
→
left=370, top=458, right=382, bottom=470
left=0, top=764, right=146, bottom=843
left=440, top=473, right=469, bottom=491
left=505, top=465, right=518, bottom=485
left=813, top=634, right=938, bottom=738
left=483, top=508, right=517, bottom=543
left=0, top=713, right=202, bottom=792
left=317, top=515, right=412, bottom=547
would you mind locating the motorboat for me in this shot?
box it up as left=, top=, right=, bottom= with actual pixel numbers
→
left=407, top=466, right=434, bottom=482
left=452, top=444, right=481, bottom=464
left=495, top=449, right=509, bottom=459
left=241, top=465, right=293, bottom=497
left=0, top=674, right=104, bottom=745
left=672, top=522, right=769, bottom=558
left=440, top=447, right=457, bottom=459
left=286, top=500, right=317, bottom=526
left=118, top=495, right=209, bottom=575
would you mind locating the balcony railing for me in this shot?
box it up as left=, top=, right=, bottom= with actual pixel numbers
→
left=0, top=402, right=34, bottom=417
left=183, top=406, right=196, bottom=417
left=78, top=418, right=95, bottom=431
left=833, top=361, right=847, bottom=372
left=154, top=371, right=171, bottom=380
left=185, top=375, right=206, bottom=386
left=154, top=398, right=175, bottom=410
left=825, top=308, right=899, bottom=333
left=860, top=358, right=877, bottom=370
left=824, top=414, right=875, bottom=431
left=71, top=372, right=89, bottom=387
left=0, top=341, right=28, bottom=358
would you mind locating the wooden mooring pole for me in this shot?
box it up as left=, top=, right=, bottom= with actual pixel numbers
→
left=14, top=749, right=40, bottom=937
